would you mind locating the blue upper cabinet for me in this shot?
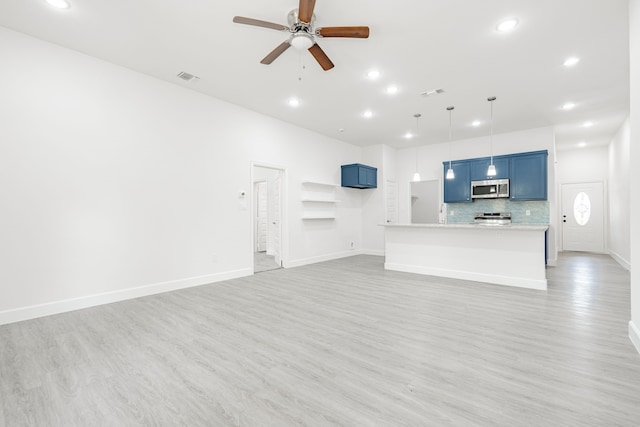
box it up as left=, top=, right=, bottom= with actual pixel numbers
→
left=509, top=151, right=548, bottom=200
left=341, top=163, right=377, bottom=189
left=470, top=157, right=509, bottom=181
left=443, top=161, right=471, bottom=203
left=442, top=150, right=548, bottom=203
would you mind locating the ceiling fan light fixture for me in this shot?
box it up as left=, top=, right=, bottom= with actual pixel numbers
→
left=290, top=33, right=314, bottom=50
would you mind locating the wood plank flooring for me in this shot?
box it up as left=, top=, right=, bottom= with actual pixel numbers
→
left=1, top=252, right=639, bottom=426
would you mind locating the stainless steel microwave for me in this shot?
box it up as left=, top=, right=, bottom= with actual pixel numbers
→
left=471, top=179, right=509, bottom=199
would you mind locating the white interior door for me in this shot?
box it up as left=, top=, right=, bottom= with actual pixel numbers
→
left=272, top=171, right=282, bottom=267
left=255, top=181, right=268, bottom=252
left=561, top=182, right=605, bottom=253
left=385, top=180, right=398, bottom=224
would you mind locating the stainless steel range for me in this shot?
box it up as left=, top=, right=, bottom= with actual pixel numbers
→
left=474, top=212, right=512, bottom=226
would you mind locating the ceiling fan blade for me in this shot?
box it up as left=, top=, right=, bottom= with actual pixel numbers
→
left=308, top=43, right=334, bottom=71
left=233, top=16, right=289, bottom=32
left=260, top=41, right=292, bottom=65
left=316, top=26, right=370, bottom=38
left=298, top=0, right=317, bottom=24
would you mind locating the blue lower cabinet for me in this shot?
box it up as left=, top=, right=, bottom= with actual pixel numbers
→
left=443, top=161, right=471, bottom=203
left=341, top=163, right=377, bottom=188
left=509, top=151, right=548, bottom=200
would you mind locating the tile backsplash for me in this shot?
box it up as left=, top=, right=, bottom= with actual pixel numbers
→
left=446, top=199, right=549, bottom=224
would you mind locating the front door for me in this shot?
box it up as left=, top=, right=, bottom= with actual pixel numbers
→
left=561, top=182, right=605, bottom=253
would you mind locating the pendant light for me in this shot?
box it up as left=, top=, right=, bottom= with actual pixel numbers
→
left=412, top=113, right=421, bottom=182
left=487, top=96, right=497, bottom=177
left=445, top=106, right=455, bottom=180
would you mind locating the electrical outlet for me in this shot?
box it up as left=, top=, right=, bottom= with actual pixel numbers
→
left=526, top=210, right=531, bottom=216
left=450, top=210, right=455, bottom=216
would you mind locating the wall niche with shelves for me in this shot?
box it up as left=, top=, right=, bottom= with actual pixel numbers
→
left=301, top=181, right=339, bottom=220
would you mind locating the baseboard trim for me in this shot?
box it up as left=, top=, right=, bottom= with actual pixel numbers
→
left=609, top=250, right=631, bottom=271
left=384, top=262, right=547, bottom=291
left=0, top=268, right=252, bottom=326
left=630, top=321, right=640, bottom=356
left=286, top=250, right=365, bottom=268
left=362, top=249, right=385, bottom=257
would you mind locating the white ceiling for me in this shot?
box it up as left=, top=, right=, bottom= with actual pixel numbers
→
left=0, top=0, right=630, bottom=150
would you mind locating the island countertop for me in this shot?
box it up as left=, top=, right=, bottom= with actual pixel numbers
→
left=381, top=223, right=549, bottom=231
left=382, top=223, right=549, bottom=290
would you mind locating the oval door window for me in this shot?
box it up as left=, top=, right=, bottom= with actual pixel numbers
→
left=573, top=192, right=591, bottom=226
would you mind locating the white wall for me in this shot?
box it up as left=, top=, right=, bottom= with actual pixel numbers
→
left=607, top=121, right=631, bottom=269
left=0, top=27, right=363, bottom=323
left=557, top=146, right=610, bottom=184
left=360, top=144, right=398, bottom=255
left=395, top=126, right=558, bottom=262
left=629, top=0, right=640, bottom=354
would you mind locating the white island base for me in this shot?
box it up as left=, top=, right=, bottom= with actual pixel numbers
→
left=383, top=224, right=549, bottom=290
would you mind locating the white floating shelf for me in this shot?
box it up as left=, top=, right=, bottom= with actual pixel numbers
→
left=301, top=199, right=339, bottom=203
left=302, top=216, right=336, bottom=220
left=301, top=181, right=339, bottom=187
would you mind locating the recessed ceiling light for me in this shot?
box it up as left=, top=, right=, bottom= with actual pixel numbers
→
left=471, top=120, right=482, bottom=127
left=404, top=132, right=414, bottom=139
left=583, top=121, right=594, bottom=128
left=562, top=102, right=576, bottom=110
left=563, top=57, right=581, bottom=67
left=386, top=85, right=399, bottom=95
left=367, top=70, right=380, bottom=80
left=44, top=0, right=71, bottom=9
left=578, top=141, right=587, bottom=147
left=288, top=97, right=300, bottom=107
left=496, top=18, right=519, bottom=32
left=362, top=110, right=373, bottom=119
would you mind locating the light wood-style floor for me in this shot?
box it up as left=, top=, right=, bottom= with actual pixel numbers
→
left=254, top=252, right=281, bottom=273
left=1, top=252, right=639, bottom=426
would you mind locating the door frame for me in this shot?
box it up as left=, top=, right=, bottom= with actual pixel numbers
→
left=558, top=180, right=607, bottom=253
left=250, top=162, right=288, bottom=269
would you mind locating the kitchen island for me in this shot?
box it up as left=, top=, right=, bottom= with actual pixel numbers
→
left=383, top=223, right=549, bottom=290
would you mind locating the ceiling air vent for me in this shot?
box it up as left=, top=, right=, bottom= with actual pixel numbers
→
left=177, top=71, right=200, bottom=82
left=420, top=88, right=445, bottom=97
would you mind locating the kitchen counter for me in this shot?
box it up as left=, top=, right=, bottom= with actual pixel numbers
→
left=382, top=223, right=549, bottom=290
left=383, top=223, right=549, bottom=231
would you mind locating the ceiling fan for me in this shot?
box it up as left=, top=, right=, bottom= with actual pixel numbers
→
left=233, top=0, right=370, bottom=71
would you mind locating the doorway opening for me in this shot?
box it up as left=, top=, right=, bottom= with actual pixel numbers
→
left=410, top=179, right=441, bottom=224
left=252, top=164, right=285, bottom=273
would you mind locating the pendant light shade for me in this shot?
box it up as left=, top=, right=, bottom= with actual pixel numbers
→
left=445, top=168, right=455, bottom=180
left=446, top=106, right=455, bottom=180
left=487, top=96, right=497, bottom=177
left=413, top=113, right=421, bottom=181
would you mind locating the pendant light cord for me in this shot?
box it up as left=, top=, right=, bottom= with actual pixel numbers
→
left=414, top=113, right=421, bottom=174
left=489, top=97, right=496, bottom=164
left=448, top=107, right=454, bottom=169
